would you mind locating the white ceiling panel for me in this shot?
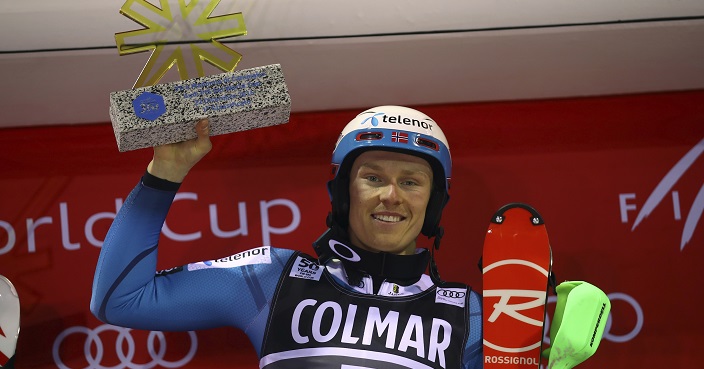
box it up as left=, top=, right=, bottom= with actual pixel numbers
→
left=1, top=1, right=703, bottom=127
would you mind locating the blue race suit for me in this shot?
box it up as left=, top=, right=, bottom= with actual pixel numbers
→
left=90, top=174, right=483, bottom=369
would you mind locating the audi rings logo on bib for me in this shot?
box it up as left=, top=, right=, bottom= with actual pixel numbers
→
left=435, top=287, right=467, bottom=308
left=53, top=324, right=197, bottom=369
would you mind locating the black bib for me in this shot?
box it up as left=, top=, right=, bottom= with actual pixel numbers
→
left=260, top=252, right=471, bottom=369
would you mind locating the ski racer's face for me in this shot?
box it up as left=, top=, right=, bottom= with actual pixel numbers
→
left=347, top=150, right=433, bottom=255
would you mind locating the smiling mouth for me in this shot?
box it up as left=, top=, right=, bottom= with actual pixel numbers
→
left=373, top=214, right=404, bottom=222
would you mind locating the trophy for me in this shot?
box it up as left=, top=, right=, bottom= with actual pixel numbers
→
left=109, top=0, right=291, bottom=152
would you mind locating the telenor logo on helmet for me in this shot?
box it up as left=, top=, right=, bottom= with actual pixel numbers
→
left=360, top=112, right=434, bottom=130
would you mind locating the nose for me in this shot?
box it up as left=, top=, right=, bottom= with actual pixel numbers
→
left=379, top=183, right=401, bottom=205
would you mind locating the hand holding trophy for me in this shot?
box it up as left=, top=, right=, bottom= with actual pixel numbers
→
left=109, top=0, right=291, bottom=152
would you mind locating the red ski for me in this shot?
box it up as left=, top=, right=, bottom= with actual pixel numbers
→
left=482, top=203, right=552, bottom=368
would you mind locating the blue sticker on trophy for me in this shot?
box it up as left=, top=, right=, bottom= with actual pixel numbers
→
left=132, top=92, right=166, bottom=121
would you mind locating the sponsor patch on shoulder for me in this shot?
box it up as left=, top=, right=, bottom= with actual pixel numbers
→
left=435, top=287, right=467, bottom=308
left=289, top=256, right=323, bottom=281
left=187, top=246, right=271, bottom=271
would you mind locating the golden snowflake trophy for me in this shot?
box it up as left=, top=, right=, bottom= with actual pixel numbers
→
left=109, top=0, right=291, bottom=152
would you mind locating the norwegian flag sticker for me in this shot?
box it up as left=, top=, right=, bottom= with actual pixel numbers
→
left=391, top=131, right=409, bottom=143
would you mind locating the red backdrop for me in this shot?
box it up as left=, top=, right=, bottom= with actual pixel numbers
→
left=1, top=90, right=703, bottom=368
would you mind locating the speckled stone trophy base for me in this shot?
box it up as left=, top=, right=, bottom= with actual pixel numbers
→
left=109, top=64, right=290, bottom=152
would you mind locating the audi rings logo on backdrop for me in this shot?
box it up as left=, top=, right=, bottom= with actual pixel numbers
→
left=543, top=292, right=644, bottom=344
left=53, top=324, right=197, bottom=369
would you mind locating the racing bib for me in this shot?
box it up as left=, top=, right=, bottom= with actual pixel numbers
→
left=260, top=253, right=470, bottom=369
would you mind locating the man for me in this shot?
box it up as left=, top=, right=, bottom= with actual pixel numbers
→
left=91, top=105, right=483, bottom=368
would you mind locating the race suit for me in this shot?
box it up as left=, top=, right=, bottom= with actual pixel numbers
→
left=90, top=174, right=483, bottom=369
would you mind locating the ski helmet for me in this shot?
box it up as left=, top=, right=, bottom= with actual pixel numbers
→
left=327, top=105, right=452, bottom=238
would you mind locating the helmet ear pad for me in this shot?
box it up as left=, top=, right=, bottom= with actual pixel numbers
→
left=420, top=155, right=449, bottom=238
left=327, top=155, right=356, bottom=231
left=422, top=185, right=448, bottom=238
left=328, top=174, right=350, bottom=231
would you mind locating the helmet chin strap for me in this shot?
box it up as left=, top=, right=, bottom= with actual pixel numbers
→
left=429, top=226, right=444, bottom=284
left=314, top=217, right=431, bottom=287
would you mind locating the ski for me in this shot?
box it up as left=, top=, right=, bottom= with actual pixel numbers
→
left=482, top=203, right=552, bottom=368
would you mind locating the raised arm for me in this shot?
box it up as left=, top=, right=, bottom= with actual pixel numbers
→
left=90, top=120, right=290, bottom=338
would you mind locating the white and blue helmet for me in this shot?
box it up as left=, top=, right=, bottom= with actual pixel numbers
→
left=327, top=105, right=452, bottom=238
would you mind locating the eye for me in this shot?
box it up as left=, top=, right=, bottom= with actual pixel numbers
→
left=400, top=180, right=418, bottom=186
left=365, top=175, right=381, bottom=182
